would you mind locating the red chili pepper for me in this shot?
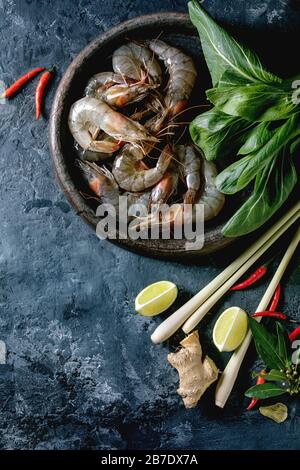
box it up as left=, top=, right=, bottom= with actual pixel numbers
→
left=1, top=67, right=45, bottom=99
left=230, top=265, right=267, bottom=291
left=252, top=311, right=288, bottom=320
left=289, top=325, right=300, bottom=342
left=247, top=370, right=266, bottom=411
left=268, top=283, right=281, bottom=312
left=35, top=69, right=53, bottom=119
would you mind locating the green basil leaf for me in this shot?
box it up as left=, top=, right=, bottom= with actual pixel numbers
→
left=236, top=114, right=300, bottom=191
left=247, top=318, right=288, bottom=370
left=189, top=108, right=252, bottom=160
left=222, top=149, right=297, bottom=236
left=262, top=370, right=287, bottom=382
left=245, top=383, right=287, bottom=399
left=276, top=322, right=289, bottom=365
left=238, top=121, right=278, bottom=155
left=215, top=154, right=254, bottom=194
left=188, top=0, right=282, bottom=86
left=206, top=84, right=297, bottom=122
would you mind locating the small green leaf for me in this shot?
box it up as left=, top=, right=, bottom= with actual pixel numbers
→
left=245, top=383, right=287, bottom=399
left=247, top=318, right=287, bottom=370
left=276, top=322, right=288, bottom=365
left=262, top=370, right=287, bottom=382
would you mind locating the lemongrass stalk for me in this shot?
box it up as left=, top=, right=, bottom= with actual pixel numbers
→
left=215, top=226, right=300, bottom=408
left=150, top=202, right=300, bottom=344
left=182, top=211, right=300, bottom=333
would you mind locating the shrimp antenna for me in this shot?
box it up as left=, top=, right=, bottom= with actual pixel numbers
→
left=119, top=70, right=130, bottom=87
left=171, top=103, right=211, bottom=121
left=131, top=140, right=150, bottom=156
left=158, top=131, right=176, bottom=138
left=144, top=144, right=178, bottom=165
left=79, top=191, right=101, bottom=203
left=144, top=47, right=157, bottom=83
left=152, top=31, right=164, bottom=43
left=156, top=122, right=181, bottom=135
left=174, top=126, right=188, bottom=146
left=155, top=121, right=185, bottom=139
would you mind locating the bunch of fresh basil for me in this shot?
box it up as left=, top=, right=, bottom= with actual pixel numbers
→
left=189, top=0, right=300, bottom=237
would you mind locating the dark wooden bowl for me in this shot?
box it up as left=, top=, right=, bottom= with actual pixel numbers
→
left=49, top=13, right=239, bottom=259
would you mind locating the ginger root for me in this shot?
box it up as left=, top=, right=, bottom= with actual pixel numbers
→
left=168, top=331, right=218, bottom=408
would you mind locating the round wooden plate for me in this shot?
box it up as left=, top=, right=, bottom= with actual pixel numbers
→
left=49, top=13, right=239, bottom=259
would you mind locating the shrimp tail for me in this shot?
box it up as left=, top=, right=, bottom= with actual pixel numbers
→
left=77, top=160, right=119, bottom=197
left=97, top=165, right=117, bottom=185
left=77, top=160, right=97, bottom=180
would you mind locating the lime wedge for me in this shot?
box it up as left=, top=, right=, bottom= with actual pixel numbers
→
left=135, top=281, right=178, bottom=316
left=213, top=306, right=248, bottom=352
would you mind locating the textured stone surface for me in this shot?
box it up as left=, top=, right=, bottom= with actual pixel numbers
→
left=0, top=0, right=299, bottom=450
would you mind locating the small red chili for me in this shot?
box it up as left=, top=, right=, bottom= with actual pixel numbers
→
left=252, top=311, right=288, bottom=320
left=289, top=325, right=300, bottom=342
left=35, top=69, right=54, bottom=119
left=230, top=265, right=267, bottom=291
left=268, top=283, right=281, bottom=312
left=1, top=67, right=45, bottom=99
left=247, top=370, right=266, bottom=411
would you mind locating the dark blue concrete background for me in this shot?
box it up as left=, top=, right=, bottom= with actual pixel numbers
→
left=0, top=0, right=299, bottom=450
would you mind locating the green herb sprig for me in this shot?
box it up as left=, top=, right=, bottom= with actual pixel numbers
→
left=245, top=318, right=300, bottom=400
left=188, top=0, right=300, bottom=237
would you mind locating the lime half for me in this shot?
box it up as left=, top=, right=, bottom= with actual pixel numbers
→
left=135, top=281, right=178, bottom=316
left=213, top=306, right=248, bottom=352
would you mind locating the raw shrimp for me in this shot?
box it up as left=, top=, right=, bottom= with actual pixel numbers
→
left=195, top=158, right=225, bottom=221
left=113, top=42, right=162, bottom=84
left=85, top=71, right=156, bottom=108
left=78, top=160, right=175, bottom=213
left=175, top=145, right=201, bottom=204
left=148, top=39, right=197, bottom=116
left=112, top=143, right=172, bottom=192
left=136, top=156, right=225, bottom=230
left=69, top=97, right=158, bottom=153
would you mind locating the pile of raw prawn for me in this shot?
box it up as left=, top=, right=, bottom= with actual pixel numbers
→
left=68, top=39, right=225, bottom=230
